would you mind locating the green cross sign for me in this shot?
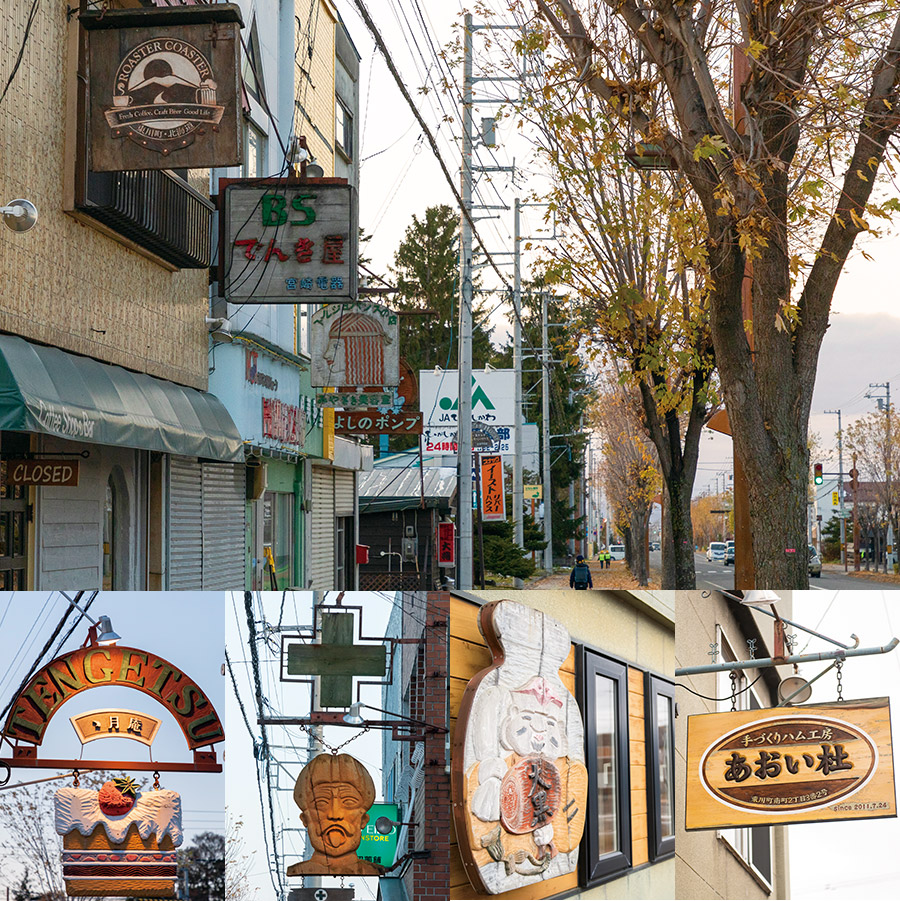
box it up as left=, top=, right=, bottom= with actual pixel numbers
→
left=286, top=612, right=386, bottom=708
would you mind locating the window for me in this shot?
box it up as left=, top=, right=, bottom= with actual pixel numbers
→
left=244, top=123, right=267, bottom=177
left=581, top=649, right=631, bottom=884
left=242, top=18, right=266, bottom=104
left=263, top=491, right=294, bottom=588
left=716, top=627, right=773, bottom=889
left=335, top=98, right=353, bottom=159
left=645, top=674, right=675, bottom=859
left=335, top=515, right=355, bottom=588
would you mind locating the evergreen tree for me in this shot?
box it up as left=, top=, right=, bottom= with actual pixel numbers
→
left=475, top=518, right=536, bottom=581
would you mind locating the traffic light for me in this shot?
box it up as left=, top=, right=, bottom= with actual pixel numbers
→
left=814, top=463, right=824, bottom=485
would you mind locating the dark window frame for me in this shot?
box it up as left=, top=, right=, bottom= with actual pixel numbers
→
left=645, top=673, right=676, bottom=860
left=579, top=647, right=632, bottom=886
left=335, top=96, right=353, bottom=160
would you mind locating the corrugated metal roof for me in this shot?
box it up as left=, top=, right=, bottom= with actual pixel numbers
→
left=358, top=466, right=457, bottom=513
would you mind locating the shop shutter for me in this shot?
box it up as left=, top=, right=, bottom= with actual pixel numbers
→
left=334, top=469, right=355, bottom=517
left=168, top=456, right=203, bottom=589
left=309, top=467, right=334, bottom=588
left=201, top=462, right=246, bottom=588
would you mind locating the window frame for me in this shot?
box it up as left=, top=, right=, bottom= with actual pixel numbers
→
left=579, top=647, right=632, bottom=886
left=645, top=673, right=676, bottom=860
left=335, top=96, right=353, bottom=160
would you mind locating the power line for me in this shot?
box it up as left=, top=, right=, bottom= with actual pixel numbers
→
left=0, top=0, right=41, bottom=108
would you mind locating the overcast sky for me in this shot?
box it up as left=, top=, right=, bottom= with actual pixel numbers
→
left=788, top=591, right=900, bottom=899
left=0, top=592, right=225, bottom=894
left=343, top=0, right=900, bottom=498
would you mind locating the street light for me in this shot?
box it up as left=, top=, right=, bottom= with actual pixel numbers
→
left=59, top=592, right=120, bottom=645
left=1, top=199, right=38, bottom=232
left=725, top=589, right=781, bottom=607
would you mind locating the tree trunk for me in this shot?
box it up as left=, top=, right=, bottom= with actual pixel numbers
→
left=628, top=509, right=651, bottom=586
left=667, top=472, right=698, bottom=589
left=661, top=480, right=675, bottom=589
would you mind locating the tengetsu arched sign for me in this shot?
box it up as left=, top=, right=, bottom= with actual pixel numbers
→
left=2, top=645, right=224, bottom=751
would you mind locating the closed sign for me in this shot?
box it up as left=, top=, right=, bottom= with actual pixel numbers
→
left=6, top=459, right=80, bottom=487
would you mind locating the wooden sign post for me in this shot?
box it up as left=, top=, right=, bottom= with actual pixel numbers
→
left=685, top=698, right=896, bottom=829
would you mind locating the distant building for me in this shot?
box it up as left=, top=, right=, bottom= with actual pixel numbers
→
left=676, top=590, right=792, bottom=899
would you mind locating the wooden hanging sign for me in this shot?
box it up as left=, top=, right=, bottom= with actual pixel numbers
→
left=452, top=600, right=588, bottom=895
left=685, top=697, right=896, bottom=829
left=82, top=5, right=244, bottom=172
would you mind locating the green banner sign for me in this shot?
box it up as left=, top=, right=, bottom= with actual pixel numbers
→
left=358, top=803, right=400, bottom=868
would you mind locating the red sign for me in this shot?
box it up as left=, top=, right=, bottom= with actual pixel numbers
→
left=480, top=454, right=506, bottom=521
left=333, top=410, right=423, bottom=435
left=262, top=398, right=304, bottom=447
left=5, top=459, right=80, bottom=487
left=438, top=522, right=455, bottom=567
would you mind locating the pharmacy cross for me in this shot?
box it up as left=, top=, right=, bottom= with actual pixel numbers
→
left=286, top=612, right=386, bottom=708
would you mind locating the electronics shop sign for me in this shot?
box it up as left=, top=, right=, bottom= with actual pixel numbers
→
left=685, top=699, right=896, bottom=829
left=221, top=179, right=357, bottom=303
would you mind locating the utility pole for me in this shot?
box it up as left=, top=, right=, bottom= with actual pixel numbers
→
left=867, top=382, right=891, bottom=573
left=825, top=408, right=847, bottom=570
left=512, top=197, right=524, bottom=587
left=541, top=291, right=553, bottom=571
left=852, top=453, right=860, bottom=570
left=457, top=13, right=475, bottom=589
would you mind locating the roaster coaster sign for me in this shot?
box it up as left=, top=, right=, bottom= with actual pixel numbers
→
left=83, top=5, right=244, bottom=172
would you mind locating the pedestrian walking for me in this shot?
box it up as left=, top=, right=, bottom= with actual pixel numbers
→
left=570, top=554, right=593, bottom=590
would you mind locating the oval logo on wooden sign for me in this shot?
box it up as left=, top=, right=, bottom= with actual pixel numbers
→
left=699, top=714, right=878, bottom=814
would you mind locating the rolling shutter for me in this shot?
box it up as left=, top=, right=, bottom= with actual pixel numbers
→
left=168, top=457, right=203, bottom=589
left=334, top=469, right=355, bottom=517
left=309, top=467, right=334, bottom=588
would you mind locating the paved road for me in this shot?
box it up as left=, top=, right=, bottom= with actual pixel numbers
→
left=650, top=551, right=895, bottom=590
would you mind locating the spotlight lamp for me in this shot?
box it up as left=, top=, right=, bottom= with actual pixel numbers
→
left=2, top=199, right=38, bottom=233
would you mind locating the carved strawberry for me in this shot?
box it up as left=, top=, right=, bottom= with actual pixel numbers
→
left=98, top=777, right=139, bottom=816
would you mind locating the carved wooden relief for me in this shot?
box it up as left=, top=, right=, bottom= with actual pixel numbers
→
left=286, top=753, right=385, bottom=877
left=452, top=600, right=588, bottom=895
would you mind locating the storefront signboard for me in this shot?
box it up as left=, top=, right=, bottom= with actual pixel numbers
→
left=5, top=459, right=80, bottom=487
left=310, top=303, right=399, bottom=388
left=222, top=180, right=357, bottom=303
left=333, top=411, right=422, bottom=435
left=479, top=455, right=505, bottom=521
left=452, top=600, right=588, bottom=895
left=82, top=6, right=243, bottom=172
left=316, top=392, right=392, bottom=408
left=358, top=803, right=400, bottom=867
left=438, top=522, right=455, bottom=567
left=685, top=698, right=896, bottom=829
left=69, top=709, right=162, bottom=747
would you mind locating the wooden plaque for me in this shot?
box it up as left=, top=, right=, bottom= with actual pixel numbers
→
left=452, top=600, right=588, bottom=895
left=83, top=6, right=243, bottom=172
left=685, top=698, right=896, bottom=829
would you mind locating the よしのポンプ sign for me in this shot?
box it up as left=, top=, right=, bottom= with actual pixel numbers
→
left=685, top=698, right=896, bottom=829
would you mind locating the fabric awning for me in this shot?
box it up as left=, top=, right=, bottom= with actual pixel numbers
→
left=0, top=335, right=243, bottom=463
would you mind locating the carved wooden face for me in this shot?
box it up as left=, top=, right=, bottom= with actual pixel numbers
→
left=501, top=703, right=565, bottom=758
left=300, top=781, right=369, bottom=857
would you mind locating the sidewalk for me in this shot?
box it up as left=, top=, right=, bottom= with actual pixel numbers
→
left=529, top=559, right=661, bottom=590
left=822, top=562, right=900, bottom=583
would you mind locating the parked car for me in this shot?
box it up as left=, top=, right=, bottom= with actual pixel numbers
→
left=649, top=541, right=660, bottom=552
left=809, top=545, right=823, bottom=577
left=609, top=544, right=626, bottom=561
left=707, top=541, right=726, bottom=562
left=724, top=541, right=735, bottom=565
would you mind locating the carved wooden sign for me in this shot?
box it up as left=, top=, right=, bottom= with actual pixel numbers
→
left=82, top=6, right=243, bottom=172
left=69, top=709, right=162, bottom=747
left=686, top=698, right=897, bottom=829
left=286, top=754, right=385, bottom=877
left=56, top=780, right=183, bottom=897
left=452, top=600, right=588, bottom=895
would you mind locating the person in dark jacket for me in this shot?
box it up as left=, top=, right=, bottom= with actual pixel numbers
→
left=569, top=555, right=593, bottom=589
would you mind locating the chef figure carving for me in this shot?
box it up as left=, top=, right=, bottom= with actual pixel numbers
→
left=454, top=600, right=588, bottom=895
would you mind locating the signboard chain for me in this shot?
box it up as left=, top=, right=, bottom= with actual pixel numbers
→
left=835, top=658, right=844, bottom=702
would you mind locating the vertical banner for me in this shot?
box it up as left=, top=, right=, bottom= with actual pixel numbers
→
left=480, top=454, right=506, bottom=522
left=437, top=522, right=455, bottom=567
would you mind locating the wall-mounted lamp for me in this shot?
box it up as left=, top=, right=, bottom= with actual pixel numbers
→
left=375, top=816, right=416, bottom=835
left=2, top=199, right=38, bottom=232
left=60, top=592, right=121, bottom=646
left=725, top=590, right=781, bottom=607
left=342, top=702, right=448, bottom=734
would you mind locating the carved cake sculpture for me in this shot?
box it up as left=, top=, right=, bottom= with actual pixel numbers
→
left=454, top=600, right=588, bottom=895
left=55, top=778, right=183, bottom=897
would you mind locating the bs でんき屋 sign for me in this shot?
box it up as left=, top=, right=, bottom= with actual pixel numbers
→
left=685, top=698, right=896, bottom=829
left=83, top=6, right=243, bottom=172
left=222, top=181, right=358, bottom=303
left=2, top=646, right=224, bottom=751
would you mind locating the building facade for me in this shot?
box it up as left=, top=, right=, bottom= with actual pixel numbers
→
left=449, top=589, right=676, bottom=900
left=1, top=3, right=245, bottom=589
left=676, top=590, right=792, bottom=899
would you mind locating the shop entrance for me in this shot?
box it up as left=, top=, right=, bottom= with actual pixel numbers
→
left=0, top=432, right=31, bottom=589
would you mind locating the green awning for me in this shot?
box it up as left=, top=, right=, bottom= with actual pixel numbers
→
left=0, top=335, right=243, bottom=462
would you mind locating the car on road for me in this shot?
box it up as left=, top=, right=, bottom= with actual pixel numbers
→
left=706, top=541, right=727, bottom=562
left=809, top=545, right=822, bottom=577
left=724, top=541, right=735, bottom=565
left=609, top=544, right=626, bottom=561
left=649, top=541, right=660, bottom=552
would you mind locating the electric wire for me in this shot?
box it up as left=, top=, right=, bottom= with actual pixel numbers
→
left=0, top=0, right=41, bottom=107
left=677, top=673, right=764, bottom=702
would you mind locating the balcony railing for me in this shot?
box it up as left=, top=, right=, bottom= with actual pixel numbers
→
left=78, top=169, right=214, bottom=269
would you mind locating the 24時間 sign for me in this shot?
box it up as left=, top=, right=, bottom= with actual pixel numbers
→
left=221, top=180, right=358, bottom=302
left=685, top=698, right=896, bottom=829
